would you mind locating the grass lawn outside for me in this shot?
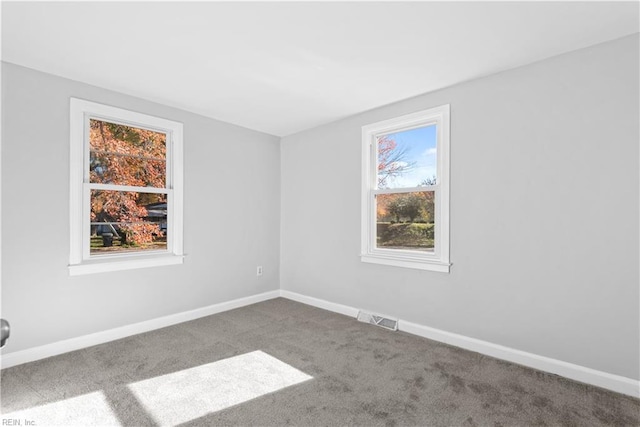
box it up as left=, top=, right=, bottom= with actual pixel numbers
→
left=376, top=222, right=434, bottom=251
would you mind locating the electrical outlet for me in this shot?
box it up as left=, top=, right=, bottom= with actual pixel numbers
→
left=256, top=266, right=263, bottom=276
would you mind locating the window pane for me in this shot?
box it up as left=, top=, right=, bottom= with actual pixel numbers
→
left=90, top=190, right=167, bottom=255
left=89, top=119, right=166, bottom=187
left=376, top=191, right=434, bottom=252
left=377, top=125, right=437, bottom=189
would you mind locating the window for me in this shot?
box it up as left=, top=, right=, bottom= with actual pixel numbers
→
left=361, top=105, right=450, bottom=272
left=69, top=98, right=184, bottom=275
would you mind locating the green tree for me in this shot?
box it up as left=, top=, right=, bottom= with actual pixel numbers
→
left=403, top=193, right=423, bottom=222
left=387, top=195, right=404, bottom=223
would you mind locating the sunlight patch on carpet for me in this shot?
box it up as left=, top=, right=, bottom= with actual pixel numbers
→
left=2, top=391, right=121, bottom=426
left=127, top=350, right=312, bottom=426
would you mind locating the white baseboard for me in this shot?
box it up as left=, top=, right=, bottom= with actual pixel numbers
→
left=3, top=288, right=638, bottom=398
left=279, top=290, right=640, bottom=398
left=0, top=290, right=280, bottom=369
left=399, top=320, right=640, bottom=398
left=279, top=290, right=359, bottom=317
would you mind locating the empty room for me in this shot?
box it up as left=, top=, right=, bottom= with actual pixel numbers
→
left=1, top=1, right=639, bottom=426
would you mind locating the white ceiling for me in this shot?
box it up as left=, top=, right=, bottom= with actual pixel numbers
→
left=2, top=2, right=638, bottom=137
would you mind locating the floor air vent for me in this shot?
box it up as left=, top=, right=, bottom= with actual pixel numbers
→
left=357, top=311, right=398, bottom=331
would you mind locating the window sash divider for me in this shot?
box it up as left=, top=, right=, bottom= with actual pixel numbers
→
left=89, top=149, right=166, bottom=163
left=86, top=183, right=170, bottom=194
left=373, top=186, right=437, bottom=195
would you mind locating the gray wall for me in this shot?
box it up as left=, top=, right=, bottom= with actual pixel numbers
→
left=2, top=35, right=638, bottom=380
left=280, top=35, right=640, bottom=379
left=1, top=62, right=281, bottom=353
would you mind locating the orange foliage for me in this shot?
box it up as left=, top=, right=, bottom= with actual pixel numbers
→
left=89, top=120, right=166, bottom=246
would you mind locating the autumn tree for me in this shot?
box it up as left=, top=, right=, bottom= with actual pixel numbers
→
left=421, top=192, right=435, bottom=223
left=89, top=120, right=166, bottom=247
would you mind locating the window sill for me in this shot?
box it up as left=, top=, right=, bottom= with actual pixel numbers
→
left=69, top=254, right=184, bottom=276
left=361, top=254, right=450, bottom=272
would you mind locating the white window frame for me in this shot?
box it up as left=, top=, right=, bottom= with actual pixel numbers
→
left=361, top=105, right=450, bottom=272
left=69, top=98, right=184, bottom=275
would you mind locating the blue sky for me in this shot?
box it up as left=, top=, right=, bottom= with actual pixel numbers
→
left=381, top=124, right=437, bottom=188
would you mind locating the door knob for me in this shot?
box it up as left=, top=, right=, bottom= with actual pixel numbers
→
left=0, top=319, right=10, bottom=348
